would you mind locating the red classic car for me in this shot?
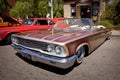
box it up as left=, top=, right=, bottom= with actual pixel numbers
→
left=11, top=18, right=111, bottom=69
left=0, top=11, right=55, bottom=43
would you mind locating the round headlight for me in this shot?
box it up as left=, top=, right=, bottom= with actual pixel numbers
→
left=47, top=44, right=54, bottom=52
left=47, top=44, right=67, bottom=57
left=55, top=46, right=64, bottom=54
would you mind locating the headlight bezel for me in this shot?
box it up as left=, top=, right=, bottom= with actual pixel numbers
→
left=55, top=46, right=64, bottom=54
left=47, top=44, right=67, bottom=57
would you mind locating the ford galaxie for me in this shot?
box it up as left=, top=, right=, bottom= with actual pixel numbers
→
left=11, top=18, right=111, bottom=69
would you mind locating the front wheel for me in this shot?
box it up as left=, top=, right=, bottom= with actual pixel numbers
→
left=75, top=46, right=85, bottom=65
left=6, top=34, right=12, bottom=44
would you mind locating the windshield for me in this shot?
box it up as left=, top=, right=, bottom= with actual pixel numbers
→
left=54, top=18, right=93, bottom=32
left=23, top=19, right=34, bottom=25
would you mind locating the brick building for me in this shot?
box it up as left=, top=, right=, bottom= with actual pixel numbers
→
left=63, top=0, right=106, bottom=21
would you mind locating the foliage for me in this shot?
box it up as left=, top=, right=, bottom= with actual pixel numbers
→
left=0, top=0, right=7, bottom=12
left=101, top=0, right=120, bottom=30
left=37, top=0, right=50, bottom=17
left=10, top=1, right=33, bottom=18
left=114, top=24, right=120, bottom=30
left=114, top=0, right=120, bottom=24
left=102, top=0, right=120, bottom=25
left=9, top=0, right=63, bottom=19
left=100, top=20, right=114, bottom=29
left=53, top=0, right=63, bottom=17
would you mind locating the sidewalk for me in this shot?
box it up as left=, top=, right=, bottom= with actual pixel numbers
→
left=111, top=30, right=120, bottom=37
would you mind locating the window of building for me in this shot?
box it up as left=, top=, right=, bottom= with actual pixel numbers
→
left=71, top=4, right=76, bottom=16
left=92, top=2, right=99, bottom=16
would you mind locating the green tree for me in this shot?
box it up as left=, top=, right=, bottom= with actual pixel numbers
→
left=0, top=0, right=7, bottom=12
left=37, top=0, right=63, bottom=18
left=53, top=0, right=63, bottom=17
left=37, top=0, right=50, bottom=17
left=102, top=0, right=120, bottom=24
left=9, top=0, right=63, bottom=18
left=114, top=0, right=120, bottom=24
left=10, top=1, right=33, bottom=18
left=100, top=0, right=120, bottom=29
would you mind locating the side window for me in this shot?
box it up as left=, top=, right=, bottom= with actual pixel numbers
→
left=23, top=19, right=34, bottom=25
left=34, top=20, right=55, bottom=25
left=40, top=20, right=48, bottom=25
left=34, top=20, right=40, bottom=25
left=34, top=20, right=48, bottom=25
left=48, top=20, right=55, bottom=25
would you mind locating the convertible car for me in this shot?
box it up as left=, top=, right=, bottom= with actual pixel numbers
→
left=11, top=18, right=111, bottom=69
left=0, top=11, right=55, bottom=43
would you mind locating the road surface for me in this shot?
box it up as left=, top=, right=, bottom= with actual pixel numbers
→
left=0, top=37, right=120, bottom=80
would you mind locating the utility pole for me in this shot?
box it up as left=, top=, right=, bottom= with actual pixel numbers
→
left=51, top=0, right=53, bottom=19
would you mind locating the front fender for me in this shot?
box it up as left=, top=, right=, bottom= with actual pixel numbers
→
left=76, top=43, right=90, bottom=54
left=1, top=31, right=18, bottom=41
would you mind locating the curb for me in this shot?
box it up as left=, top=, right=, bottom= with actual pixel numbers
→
left=111, top=30, right=120, bottom=37
left=111, top=35, right=120, bottom=37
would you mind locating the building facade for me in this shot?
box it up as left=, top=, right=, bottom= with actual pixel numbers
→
left=63, top=0, right=106, bottom=21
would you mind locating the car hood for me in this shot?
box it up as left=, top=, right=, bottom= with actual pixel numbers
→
left=16, top=29, right=91, bottom=43
left=0, top=11, right=21, bottom=26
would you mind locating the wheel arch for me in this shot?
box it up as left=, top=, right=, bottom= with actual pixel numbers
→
left=6, top=32, right=19, bottom=38
left=5, top=32, right=19, bottom=42
left=76, top=43, right=89, bottom=57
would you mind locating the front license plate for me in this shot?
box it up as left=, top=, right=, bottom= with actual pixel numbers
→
left=23, top=54, right=31, bottom=60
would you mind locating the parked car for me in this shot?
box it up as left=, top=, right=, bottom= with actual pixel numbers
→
left=0, top=12, right=55, bottom=43
left=52, top=17, right=64, bottom=22
left=11, top=18, right=111, bottom=69
left=0, top=17, right=12, bottom=27
left=0, top=12, right=21, bottom=27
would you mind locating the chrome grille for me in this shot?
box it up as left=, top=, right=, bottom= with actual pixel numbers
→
left=17, top=37, right=47, bottom=51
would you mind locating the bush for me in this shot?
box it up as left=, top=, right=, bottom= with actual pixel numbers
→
left=100, top=20, right=114, bottom=29
left=114, top=24, right=120, bottom=30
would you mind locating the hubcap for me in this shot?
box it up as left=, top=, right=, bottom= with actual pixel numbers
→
left=76, top=47, right=85, bottom=64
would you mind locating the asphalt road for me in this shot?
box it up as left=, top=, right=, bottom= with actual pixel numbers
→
left=0, top=36, right=120, bottom=80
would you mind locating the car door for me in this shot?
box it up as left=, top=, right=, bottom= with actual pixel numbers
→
left=88, top=28, right=106, bottom=52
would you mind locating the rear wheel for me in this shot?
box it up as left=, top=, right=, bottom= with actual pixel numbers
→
left=75, top=46, right=85, bottom=65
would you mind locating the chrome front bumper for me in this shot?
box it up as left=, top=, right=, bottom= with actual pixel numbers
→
left=12, top=44, right=76, bottom=69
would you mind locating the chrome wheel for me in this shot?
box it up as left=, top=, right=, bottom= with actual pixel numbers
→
left=76, top=46, right=85, bottom=64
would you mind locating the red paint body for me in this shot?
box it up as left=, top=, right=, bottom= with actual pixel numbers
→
left=0, top=12, right=55, bottom=41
